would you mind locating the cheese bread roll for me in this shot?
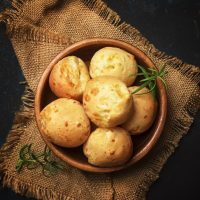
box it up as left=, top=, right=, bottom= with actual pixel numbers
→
left=49, top=56, right=90, bottom=101
left=83, top=127, right=133, bottom=167
left=90, top=47, right=138, bottom=86
left=40, top=98, right=91, bottom=148
left=83, top=76, right=132, bottom=128
left=122, top=86, right=157, bottom=135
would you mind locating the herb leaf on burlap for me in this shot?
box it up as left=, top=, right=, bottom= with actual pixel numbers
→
left=16, top=144, right=65, bottom=176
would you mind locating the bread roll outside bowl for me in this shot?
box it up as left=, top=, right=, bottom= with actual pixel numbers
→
left=40, top=98, right=91, bottom=148
left=83, top=76, right=133, bottom=128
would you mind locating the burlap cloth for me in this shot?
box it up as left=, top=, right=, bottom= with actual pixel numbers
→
left=0, top=0, right=200, bottom=199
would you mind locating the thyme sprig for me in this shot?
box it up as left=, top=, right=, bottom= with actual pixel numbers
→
left=130, top=65, right=167, bottom=98
left=16, top=144, right=65, bottom=176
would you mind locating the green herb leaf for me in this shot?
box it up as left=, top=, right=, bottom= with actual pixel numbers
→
left=158, top=76, right=168, bottom=89
left=16, top=159, right=24, bottom=172
left=129, top=64, right=167, bottom=98
left=131, top=81, right=150, bottom=94
left=19, top=144, right=29, bottom=160
left=16, top=144, right=65, bottom=175
left=139, top=76, right=157, bottom=82
left=137, top=65, right=149, bottom=77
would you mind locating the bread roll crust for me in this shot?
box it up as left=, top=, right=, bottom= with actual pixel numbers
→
left=40, top=98, right=91, bottom=147
left=90, top=47, right=138, bottom=86
left=83, top=127, right=133, bottom=167
left=83, top=76, right=133, bottom=128
left=49, top=56, right=90, bottom=100
left=122, top=86, right=157, bottom=134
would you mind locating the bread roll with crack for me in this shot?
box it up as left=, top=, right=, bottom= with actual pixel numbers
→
left=83, top=127, right=133, bottom=167
left=90, top=47, right=138, bottom=86
left=40, top=98, right=90, bottom=148
left=122, top=86, right=157, bottom=135
left=49, top=56, right=90, bottom=101
left=83, top=76, right=132, bottom=128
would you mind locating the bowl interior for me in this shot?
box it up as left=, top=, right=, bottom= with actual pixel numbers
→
left=35, top=38, right=167, bottom=173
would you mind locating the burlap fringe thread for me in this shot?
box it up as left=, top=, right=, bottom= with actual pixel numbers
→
left=0, top=87, right=75, bottom=200
left=0, top=0, right=72, bottom=45
left=0, top=0, right=199, bottom=80
left=0, top=0, right=200, bottom=200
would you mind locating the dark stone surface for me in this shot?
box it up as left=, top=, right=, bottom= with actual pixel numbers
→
left=0, top=0, right=199, bottom=199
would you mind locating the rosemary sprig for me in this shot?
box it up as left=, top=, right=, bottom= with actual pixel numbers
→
left=130, top=65, right=167, bottom=98
left=16, top=144, right=65, bottom=176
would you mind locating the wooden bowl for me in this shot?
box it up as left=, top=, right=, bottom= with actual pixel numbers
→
left=35, top=38, right=167, bottom=173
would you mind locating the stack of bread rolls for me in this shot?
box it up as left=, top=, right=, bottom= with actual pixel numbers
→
left=40, top=47, right=157, bottom=167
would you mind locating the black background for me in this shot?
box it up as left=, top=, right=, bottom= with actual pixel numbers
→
left=0, top=0, right=199, bottom=199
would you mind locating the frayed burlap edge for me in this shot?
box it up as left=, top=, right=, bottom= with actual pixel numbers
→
left=0, top=86, right=77, bottom=200
left=0, top=0, right=200, bottom=199
left=0, top=0, right=199, bottom=79
left=0, top=0, right=72, bottom=45
left=0, top=87, right=34, bottom=177
left=134, top=92, right=200, bottom=199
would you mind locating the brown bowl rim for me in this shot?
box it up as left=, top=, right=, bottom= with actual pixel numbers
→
left=35, top=38, right=167, bottom=173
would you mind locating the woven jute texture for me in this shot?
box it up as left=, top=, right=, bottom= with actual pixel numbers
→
left=0, top=0, right=200, bottom=199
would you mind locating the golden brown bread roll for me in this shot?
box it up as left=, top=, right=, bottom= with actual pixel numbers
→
left=83, top=127, right=133, bottom=167
left=40, top=98, right=90, bottom=147
left=49, top=56, right=90, bottom=101
left=122, top=86, right=157, bottom=135
left=83, top=76, right=133, bottom=128
left=89, top=47, right=138, bottom=86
